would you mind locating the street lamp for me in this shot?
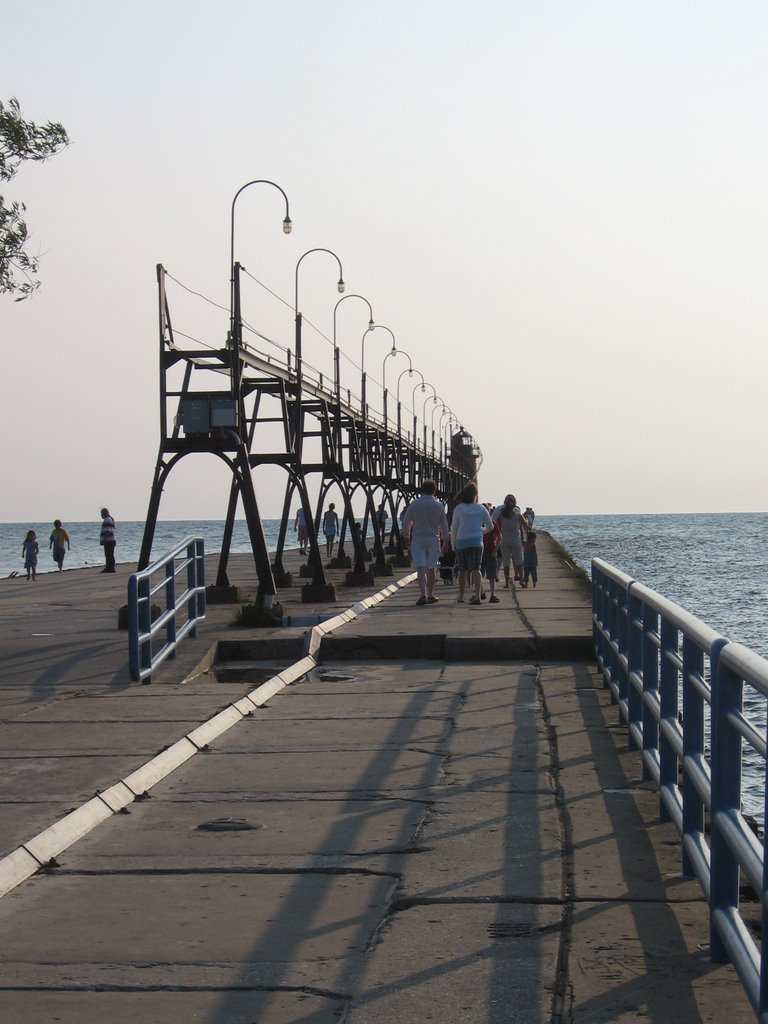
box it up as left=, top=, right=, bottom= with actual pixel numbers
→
left=417, top=381, right=438, bottom=451
left=294, top=248, right=345, bottom=383
left=429, top=396, right=447, bottom=456
left=229, top=179, right=291, bottom=342
left=397, top=366, right=421, bottom=440
left=360, top=323, right=395, bottom=415
left=333, top=294, right=374, bottom=402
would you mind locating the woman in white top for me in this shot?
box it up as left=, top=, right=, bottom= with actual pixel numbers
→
left=450, top=482, right=493, bottom=604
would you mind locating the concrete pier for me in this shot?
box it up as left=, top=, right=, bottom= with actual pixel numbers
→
left=0, top=535, right=754, bottom=1023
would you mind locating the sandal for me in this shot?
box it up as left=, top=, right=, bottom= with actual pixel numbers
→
left=469, top=596, right=481, bottom=605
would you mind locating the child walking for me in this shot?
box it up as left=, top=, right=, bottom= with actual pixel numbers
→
left=522, top=530, right=539, bottom=588
left=49, top=519, right=71, bottom=571
left=22, top=530, right=39, bottom=581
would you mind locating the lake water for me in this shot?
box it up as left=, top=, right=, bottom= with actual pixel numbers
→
left=540, top=511, right=768, bottom=823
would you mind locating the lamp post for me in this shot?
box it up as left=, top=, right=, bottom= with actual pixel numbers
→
left=222, top=180, right=291, bottom=598
left=360, top=323, right=395, bottom=417
left=429, top=396, right=446, bottom=456
left=418, top=382, right=438, bottom=452
left=412, top=378, right=437, bottom=451
left=397, top=366, right=420, bottom=440
left=333, top=294, right=374, bottom=403
left=439, top=406, right=453, bottom=462
left=294, top=248, right=345, bottom=386
left=229, top=179, right=291, bottom=344
left=382, top=344, right=411, bottom=428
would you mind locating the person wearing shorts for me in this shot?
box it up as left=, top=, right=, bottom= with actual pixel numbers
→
left=402, top=480, right=450, bottom=606
left=450, top=482, right=493, bottom=605
left=493, top=494, right=526, bottom=588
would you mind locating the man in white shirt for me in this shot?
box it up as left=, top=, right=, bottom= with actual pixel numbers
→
left=402, top=480, right=450, bottom=606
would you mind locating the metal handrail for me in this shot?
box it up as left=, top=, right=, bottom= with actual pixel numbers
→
left=128, top=536, right=206, bottom=684
left=592, top=558, right=768, bottom=1021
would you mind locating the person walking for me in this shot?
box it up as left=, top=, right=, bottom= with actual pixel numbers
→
left=522, top=530, right=539, bottom=588
left=294, top=505, right=308, bottom=555
left=99, top=508, right=116, bottom=573
left=402, top=480, right=450, bottom=606
left=480, top=506, right=501, bottom=603
left=322, top=503, right=339, bottom=558
left=450, top=482, right=493, bottom=605
left=22, top=529, right=39, bottom=581
left=49, top=519, right=70, bottom=572
left=493, top=494, right=526, bottom=588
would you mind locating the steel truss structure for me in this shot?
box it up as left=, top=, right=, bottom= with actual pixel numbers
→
left=138, top=264, right=481, bottom=601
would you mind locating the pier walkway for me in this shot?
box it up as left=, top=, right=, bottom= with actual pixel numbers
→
left=0, top=535, right=754, bottom=1023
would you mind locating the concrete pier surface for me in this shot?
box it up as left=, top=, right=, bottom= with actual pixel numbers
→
left=0, top=534, right=754, bottom=1023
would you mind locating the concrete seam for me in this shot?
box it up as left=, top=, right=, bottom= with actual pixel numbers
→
left=535, top=664, right=575, bottom=1024
left=0, top=572, right=415, bottom=902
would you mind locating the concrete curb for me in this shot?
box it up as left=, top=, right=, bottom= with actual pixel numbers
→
left=0, top=572, right=417, bottom=901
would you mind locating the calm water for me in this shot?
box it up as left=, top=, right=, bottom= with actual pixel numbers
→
left=541, top=512, right=768, bottom=822
left=540, top=512, right=768, bottom=660
left=1, top=519, right=297, bottom=579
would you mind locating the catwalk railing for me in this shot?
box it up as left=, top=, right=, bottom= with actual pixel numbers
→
left=592, top=558, right=768, bottom=1022
left=128, top=536, right=206, bottom=684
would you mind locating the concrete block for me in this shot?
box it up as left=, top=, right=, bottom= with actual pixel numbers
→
left=0, top=847, right=42, bottom=899
left=121, top=738, right=199, bottom=795
left=24, top=797, right=114, bottom=864
left=186, top=705, right=244, bottom=748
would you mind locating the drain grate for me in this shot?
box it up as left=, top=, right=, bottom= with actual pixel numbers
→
left=316, top=670, right=357, bottom=682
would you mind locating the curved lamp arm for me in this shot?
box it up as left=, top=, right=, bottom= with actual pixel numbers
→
left=333, top=294, right=374, bottom=349
left=383, top=347, right=411, bottom=395
left=397, top=366, right=419, bottom=406
left=295, top=248, right=345, bottom=315
left=230, top=178, right=291, bottom=330
left=410, top=373, right=428, bottom=414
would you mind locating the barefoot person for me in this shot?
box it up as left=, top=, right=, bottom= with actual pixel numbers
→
left=49, top=519, right=70, bottom=572
left=322, top=503, right=339, bottom=558
left=22, top=529, right=39, bottom=581
left=402, top=480, right=450, bottom=606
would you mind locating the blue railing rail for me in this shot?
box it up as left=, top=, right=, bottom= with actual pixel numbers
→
left=592, top=557, right=768, bottom=1022
left=128, top=536, right=206, bottom=684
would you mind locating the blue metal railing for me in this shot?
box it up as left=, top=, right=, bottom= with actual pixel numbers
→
left=592, top=557, right=768, bottom=1021
left=128, top=536, right=206, bottom=684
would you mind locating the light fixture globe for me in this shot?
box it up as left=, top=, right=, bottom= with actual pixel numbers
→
left=283, top=217, right=293, bottom=234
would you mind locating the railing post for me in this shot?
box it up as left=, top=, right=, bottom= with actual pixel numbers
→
left=627, top=586, right=643, bottom=744
left=617, top=577, right=631, bottom=713
left=138, top=574, right=152, bottom=681
left=187, top=539, right=198, bottom=638
left=592, top=564, right=606, bottom=680
left=165, top=557, right=177, bottom=659
left=196, top=538, right=206, bottom=620
left=681, top=634, right=705, bottom=877
left=658, top=618, right=678, bottom=822
left=709, top=639, right=740, bottom=963
left=641, top=601, right=659, bottom=780
left=128, top=574, right=139, bottom=683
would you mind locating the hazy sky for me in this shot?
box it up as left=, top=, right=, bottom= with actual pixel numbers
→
left=2, top=1, right=767, bottom=522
